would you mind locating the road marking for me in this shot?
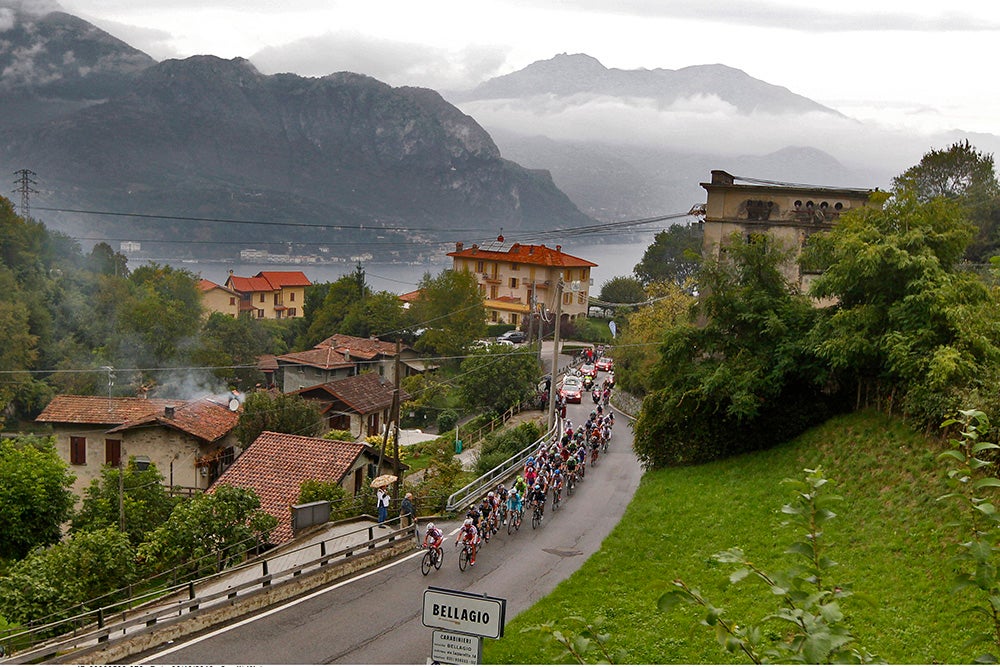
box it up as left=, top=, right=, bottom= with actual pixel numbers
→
left=138, top=526, right=462, bottom=663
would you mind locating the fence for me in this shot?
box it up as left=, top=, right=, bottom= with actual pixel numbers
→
left=0, top=521, right=416, bottom=664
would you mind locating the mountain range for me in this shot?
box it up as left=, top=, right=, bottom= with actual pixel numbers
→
left=4, top=7, right=991, bottom=262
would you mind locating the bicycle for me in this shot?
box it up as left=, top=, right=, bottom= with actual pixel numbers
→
left=601, top=435, right=609, bottom=453
left=552, top=487, right=562, bottom=511
left=591, top=446, right=599, bottom=468
left=507, top=506, right=522, bottom=534
left=531, top=502, right=544, bottom=529
left=420, top=543, right=443, bottom=576
left=457, top=539, right=476, bottom=571
left=567, top=472, right=576, bottom=496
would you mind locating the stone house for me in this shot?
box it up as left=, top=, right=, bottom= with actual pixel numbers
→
left=224, top=270, right=311, bottom=320
left=290, top=372, right=411, bottom=439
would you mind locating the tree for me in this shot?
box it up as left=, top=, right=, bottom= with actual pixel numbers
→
left=893, top=140, right=1000, bottom=261
left=118, top=263, right=203, bottom=371
left=0, top=527, right=135, bottom=624
left=633, top=223, right=702, bottom=286
left=86, top=242, right=130, bottom=278
left=0, top=436, right=76, bottom=561
left=411, top=269, right=486, bottom=359
left=194, top=312, right=288, bottom=388
left=137, top=485, right=277, bottom=576
left=234, top=390, right=323, bottom=446
left=805, top=192, right=1000, bottom=426
left=0, top=267, right=40, bottom=421
left=457, top=345, right=541, bottom=415
left=71, top=459, right=179, bottom=546
left=340, top=290, right=412, bottom=339
left=632, top=234, right=825, bottom=468
left=597, top=275, right=646, bottom=308
left=302, top=266, right=369, bottom=346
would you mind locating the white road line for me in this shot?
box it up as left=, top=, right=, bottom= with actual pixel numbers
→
left=138, top=526, right=462, bottom=663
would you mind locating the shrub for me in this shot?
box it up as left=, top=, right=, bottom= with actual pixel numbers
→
left=437, top=409, right=458, bottom=433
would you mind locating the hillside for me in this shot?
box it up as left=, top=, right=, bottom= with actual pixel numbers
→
left=487, top=410, right=974, bottom=663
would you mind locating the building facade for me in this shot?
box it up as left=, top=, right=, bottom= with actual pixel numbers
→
left=700, top=170, right=875, bottom=296
left=198, top=279, right=241, bottom=318
left=224, top=270, right=311, bottom=319
left=447, top=237, right=598, bottom=327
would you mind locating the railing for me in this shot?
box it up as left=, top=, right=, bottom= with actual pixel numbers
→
left=458, top=402, right=529, bottom=449
left=0, top=521, right=416, bottom=664
left=446, top=424, right=558, bottom=512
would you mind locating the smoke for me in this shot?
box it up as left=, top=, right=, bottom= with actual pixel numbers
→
left=0, top=0, right=63, bottom=16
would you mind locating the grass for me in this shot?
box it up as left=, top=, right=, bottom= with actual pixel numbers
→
left=483, top=410, right=979, bottom=664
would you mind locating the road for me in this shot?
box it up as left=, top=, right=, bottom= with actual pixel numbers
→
left=136, top=391, right=639, bottom=664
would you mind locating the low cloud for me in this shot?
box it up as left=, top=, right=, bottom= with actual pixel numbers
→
left=251, top=30, right=509, bottom=89
left=455, top=93, right=997, bottom=178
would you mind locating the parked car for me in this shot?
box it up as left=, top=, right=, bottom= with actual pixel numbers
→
left=595, top=356, right=614, bottom=372
left=559, top=376, right=584, bottom=403
left=497, top=330, right=527, bottom=344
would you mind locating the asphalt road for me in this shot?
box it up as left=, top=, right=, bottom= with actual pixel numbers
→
left=137, top=394, right=640, bottom=665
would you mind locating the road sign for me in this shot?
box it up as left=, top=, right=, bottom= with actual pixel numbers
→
left=431, top=630, right=482, bottom=665
left=422, top=587, right=506, bottom=639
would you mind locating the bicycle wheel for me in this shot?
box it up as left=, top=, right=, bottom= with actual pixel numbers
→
left=459, top=546, right=470, bottom=571
left=508, top=512, right=516, bottom=535
left=532, top=509, right=540, bottom=529
left=421, top=550, right=433, bottom=576
left=434, top=548, right=443, bottom=570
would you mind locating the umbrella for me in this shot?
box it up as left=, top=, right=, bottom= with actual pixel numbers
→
left=370, top=474, right=398, bottom=489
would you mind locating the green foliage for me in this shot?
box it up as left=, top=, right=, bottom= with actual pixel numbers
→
left=659, top=467, right=878, bottom=664
left=456, top=346, right=541, bottom=414
left=598, top=275, right=646, bottom=307
left=322, top=429, right=355, bottom=441
left=938, top=409, right=1000, bottom=663
left=194, top=313, right=287, bottom=389
left=474, top=421, right=542, bottom=476
left=633, top=234, right=829, bottom=468
left=437, top=409, right=458, bottom=434
left=302, top=266, right=369, bottom=347
left=339, top=290, right=412, bottom=339
left=633, top=222, right=703, bottom=286
left=234, top=390, right=323, bottom=446
left=521, top=615, right=627, bottom=664
left=0, top=436, right=75, bottom=561
left=410, top=436, right=466, bottom=513
left=119, top=263, right=203, bottom=370
left=137, top=485, right=277, bottom=576
left=410, top=268, right=486, bottom=359
left=0, top=527, right=135, bottom=625
left=70, top=459, right=179, bottom=546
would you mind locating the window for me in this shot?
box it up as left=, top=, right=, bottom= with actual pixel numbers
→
left=490, top=310, right=499, bottom=322
left=288, top=307, right=297, bottom=317
left=259, top=293, right=265, bottom=303
left=229, top=296, right=236, bottom=306
left=70, top=436, right=86, bottom=465
left=274, top=294, right=279, bottom=305
left=563, top=293, right=572, bottom=305
left=290, top=292, right=295, bottom=302
left=256, top=309, right=265, bottom=318
left=578, top=292, right=586, bottom=304
left=476, top=260, right=484, bottom=273
left=511, top=314, right=519, bottom=326
left=509, top=277, right=519, bottom=289
left=105, top=439, right=121, bottom=467
left=510, top=263, right=519, bottom=271
left=490, top=285, right=498, bottom=299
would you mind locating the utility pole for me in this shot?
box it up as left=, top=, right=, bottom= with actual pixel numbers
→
left=547, top=279, right=564, bottom=430
left=392, top=339, right=402, bottom=501
left=12, top=169, right=38, bottom=219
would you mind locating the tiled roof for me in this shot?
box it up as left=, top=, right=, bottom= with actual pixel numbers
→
left=448, top=241, right=597, bottom=268
left=227, top=271, right=312, bottom=293
left=107, top=398, right=239, bottom=443
left=314, top=334, right=400, bottom=360
left=257, top=354, right=279, bottom=372
left=398, top=289, right=422, bottom=303
left=276, top=347, right=355, bottom=370
left=36, top=395, right=178, bottom=425
left=208, top=431, right=370, bottom=544
left=199, top=279, right=237, bottom=295
left=293, top=373, right=409, bottom=414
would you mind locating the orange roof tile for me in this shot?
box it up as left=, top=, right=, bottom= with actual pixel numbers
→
left=291, top=373, right=409, bottom=414
left=448, top=241, right=597, bottom=268
left=277, top=347, right=355, bottom=371
left=37, top=395, right=177, bottom=425
left=314, top=334, right=401, bottom=359
left=208, top=431, right=373, bottom=544
left=107, top=398, right=239, bottom=443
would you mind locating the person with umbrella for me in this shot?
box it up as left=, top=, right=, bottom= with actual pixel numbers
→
left=376, top=486, right=390, bottom=527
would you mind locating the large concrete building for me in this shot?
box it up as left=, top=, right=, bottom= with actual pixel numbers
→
left=700, top=170, right=876, bottom=295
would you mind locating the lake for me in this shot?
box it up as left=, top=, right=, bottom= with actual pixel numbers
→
left=155, top=236, right=657, bottom=294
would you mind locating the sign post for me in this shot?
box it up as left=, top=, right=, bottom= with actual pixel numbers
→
left=422, top=587, right=507, bottom=665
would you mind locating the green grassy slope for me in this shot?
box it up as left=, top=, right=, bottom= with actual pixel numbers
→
left=485, top=410, right=976, bottom=664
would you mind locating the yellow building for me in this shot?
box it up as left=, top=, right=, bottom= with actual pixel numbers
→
left=224, top=270, right=311, bottom=319
left=198, top=279, right=241, bottom=318
left=700, top=170, right=876, bottom=295
left=447, top=236, right=597, bottom=327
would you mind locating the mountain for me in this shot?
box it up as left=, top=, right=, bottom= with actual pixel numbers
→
left=449, top=52, right=842, bottom=117
left=0, top=11, right=593, bottom=261
left=446, top=54, right=899, bottom=221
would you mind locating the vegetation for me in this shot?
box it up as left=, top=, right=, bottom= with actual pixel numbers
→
left=457, top=346, right=542, bottom=415
left=410, top=268, right=486, bottom=359
left=234, top=390, right=323, bottom=446
left=633, top=222, right=703, bottom=287
left=486, top=410, right=972, bottom=664
left=474, top=421, right=543, bottom=476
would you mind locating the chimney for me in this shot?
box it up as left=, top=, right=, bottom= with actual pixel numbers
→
left=456, top=242, right=464, bottom=251
left=165, top=406, right=175, bottom=419
left=344, top=348, right=351, bottom=362
left=556, top=245, right=562, bottom=253
left=711, top=170, right=735, bottom=185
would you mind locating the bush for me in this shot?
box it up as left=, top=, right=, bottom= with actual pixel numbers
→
left=437, top=409, right=458, bottom=433
left=474, top=422, right=542, bottom=476
left=322, top=429, right=355, bottom=441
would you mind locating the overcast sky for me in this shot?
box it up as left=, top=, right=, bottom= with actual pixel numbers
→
left=45, top=0, right=997, bottom=140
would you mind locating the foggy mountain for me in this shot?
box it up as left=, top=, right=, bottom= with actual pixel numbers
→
left=0, top=8, right=592, bottom=260
left=445, top=53, right=999, bottom=221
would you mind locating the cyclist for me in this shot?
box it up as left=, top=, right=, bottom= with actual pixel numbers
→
left=466, top=504, right=481, bottom=532
left=478, top=496, right=495, bottom=539
left=513, top=475, right=527, bottom=499
left=529, top=483, right=547, bottom=521
left=423, top=522, right=444, bottom=560
left=551, top=469, right=564, bottom=507
left=456, top=518, right=479, bottom=566
left=507, top=485, right=523, bottom=523
left=566, top=455, right=578, bottom=486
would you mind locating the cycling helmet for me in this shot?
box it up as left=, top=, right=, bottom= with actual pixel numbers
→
left=517, top=475, right=524, bottom=483
left=527, top=456, right=535, bottom=464
left=535, top=483, right=541, bottom=490
left=487, top=491, right=494, bottom=498
left=553, top=469, right=562, bottom=476
left=427, top=522, right=435, bottom=530
left=464, top=518, right=473, bottom=526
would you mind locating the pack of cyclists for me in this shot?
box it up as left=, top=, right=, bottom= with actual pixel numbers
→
left=446, top=391, right=617, bottom=570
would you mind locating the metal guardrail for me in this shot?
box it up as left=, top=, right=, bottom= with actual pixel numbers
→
left=445, top=424, right=558, bottom=512
left=0, top=521, right=416, bottom=664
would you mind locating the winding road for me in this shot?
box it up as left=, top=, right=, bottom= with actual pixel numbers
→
left=136, top=397, right=642, bottom=664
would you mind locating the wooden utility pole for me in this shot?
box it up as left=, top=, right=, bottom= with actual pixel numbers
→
left=547, top=279, right=563, bottom=430
left=392, top=339, right=402, bottom=501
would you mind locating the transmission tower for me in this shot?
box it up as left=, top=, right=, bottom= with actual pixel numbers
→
left=12, top=169, right=38, bottom=218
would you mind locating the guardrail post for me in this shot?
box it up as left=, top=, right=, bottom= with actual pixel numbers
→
left=262, top=560, right=270, bottom=587
left=188, top=581, right=198, bottom=612
left=320, top=540, right=328, bottom=566
left=368, top=526, right=375, bottom=549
